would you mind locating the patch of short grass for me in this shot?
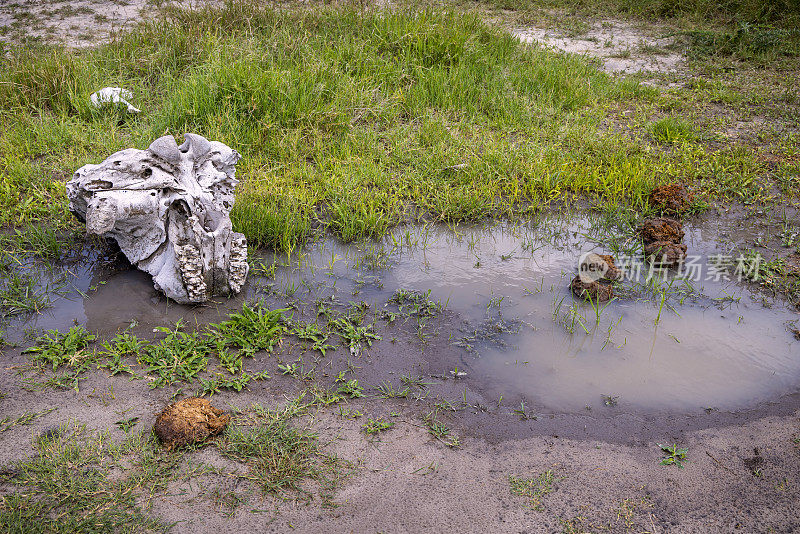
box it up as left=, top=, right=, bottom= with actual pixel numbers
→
left=476, top=0, right=800, bottom=27
left=19, top=299, right=399, bottom=393
left=509, top=470, right=559, bottom=510
left=687, top=23, right=800, bottom=62
left=362, top=417, right=394, bottom=435
left=0, top=407, right=57, bottom=433
left=0, top=422, right=179, bottom=533
left=0, top=270, right=52, bottom=317
left=651, top=116, right=695, bottom=144
left=1, top=397, right=348, bottom=531
left=0, top=0, right=788, bottom=259
left=19, top=304, right=287, bottom=391
left=223, top=399, right=347, bottom=502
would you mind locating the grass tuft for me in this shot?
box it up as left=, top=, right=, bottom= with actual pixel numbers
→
left=651, top=116, right=695, bottom=144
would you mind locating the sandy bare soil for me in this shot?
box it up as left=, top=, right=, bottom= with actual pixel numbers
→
left=513, top=22, right=683, bottom=75
left=0, top=0, right=219, bottom=46
left=2, top=333, right=799, bottom=533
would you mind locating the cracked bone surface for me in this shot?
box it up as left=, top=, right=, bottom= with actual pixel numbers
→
left=67, top=134, right=249, bottom=304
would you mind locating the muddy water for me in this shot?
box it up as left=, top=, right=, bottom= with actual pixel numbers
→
left=379, top=220, right=799, bottom=412
left=8, top=215, right=799, bottom=413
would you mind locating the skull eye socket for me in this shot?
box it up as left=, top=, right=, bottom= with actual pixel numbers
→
left=170, top=199, right=191, bottom=218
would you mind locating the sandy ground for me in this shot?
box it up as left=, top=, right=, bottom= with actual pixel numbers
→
left=0, top=0, right=218, bottom=46
left=1, top=358, right=799, bottom=533
left=153, top=411, right=800, bottom=533
left=512, top=22, right=683, bottom=75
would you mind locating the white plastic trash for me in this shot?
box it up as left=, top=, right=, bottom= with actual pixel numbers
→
left=90, top=87, right=140, bottom=114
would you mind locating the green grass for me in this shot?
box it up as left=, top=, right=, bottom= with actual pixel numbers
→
left=18, top=298, right=419, bottom=394
left=687, top=23, right=800, bottom=61
left=0, top=270, right=52, bottom=316
left=19, top=303, right=288, bottom=391
left=651, top=116, right=695, bottom=144
left=0, top=407, right=57, bottom=433
left=362, top=417, right=395, bottom=435
left=509, top=470, right=559, bottom=510
left=222, top=399, right=346, bottom=501
left=0, top=422, right=178, bottom=533
left=0, top=399, right=346, bottom=531
left=471, top=0, right=800, bottom=27
left=423, top=408, right=461, bottom=447
left=1, top=0, right=775, bottom=256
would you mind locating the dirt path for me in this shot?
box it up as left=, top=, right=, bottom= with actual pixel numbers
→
left=513, top=21, right=683, bottom=76
left=0, top=0, right=220, bottom=46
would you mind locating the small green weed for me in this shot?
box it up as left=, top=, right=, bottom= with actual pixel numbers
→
left=509, top=470, right=559, bottom=511
left=337, top=379, right=365, bottom=399
left=651, top=117, right=695, bottom=144
left=114, top=417, right=139, bottom=433
left=659, top=443, right=688, bottom=467
left=23, top=326, right=96, bottom=371
left=423, top=410, right=460, bottom=448
left=362, top=418, right=394, bottom=435
left=139, top=321, right=212, bottom=388
left=209, top=302, right=287, bottom=358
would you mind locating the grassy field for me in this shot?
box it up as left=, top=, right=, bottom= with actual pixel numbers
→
left=1, top=0, right=796, bottom=258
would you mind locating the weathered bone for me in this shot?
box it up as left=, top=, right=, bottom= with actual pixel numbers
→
left=67, top=134, right=249, bottom=304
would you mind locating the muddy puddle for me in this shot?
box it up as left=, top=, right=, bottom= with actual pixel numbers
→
left=5, top=215, right=799, bottom=414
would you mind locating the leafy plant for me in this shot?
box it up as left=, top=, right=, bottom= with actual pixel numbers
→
left=277, top=362, right=299, bottom=377
left=115, top=417, right=139, bottom=433
left=329, top=317, right=381, bottom=354
left=291, top=321, right=334, bottom=355
left=337, top=379, right=365, bottom=399
left=98, top=332, right=144, bottom=376
left=362, top=418, right=394, bottom=435
left=138, top=321, right=212, bottom=388
left=659, top=443, right=688, bottom=468
left=210, top=303, right=287, bottom=357
left=23, top=326, right=96, bottom=371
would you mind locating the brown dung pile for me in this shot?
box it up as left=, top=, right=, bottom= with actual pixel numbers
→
left=153, top=397, right=230, bottom=449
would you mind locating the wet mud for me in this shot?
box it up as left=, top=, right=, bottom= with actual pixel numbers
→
left=2, top=208, right=800, bottom=532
